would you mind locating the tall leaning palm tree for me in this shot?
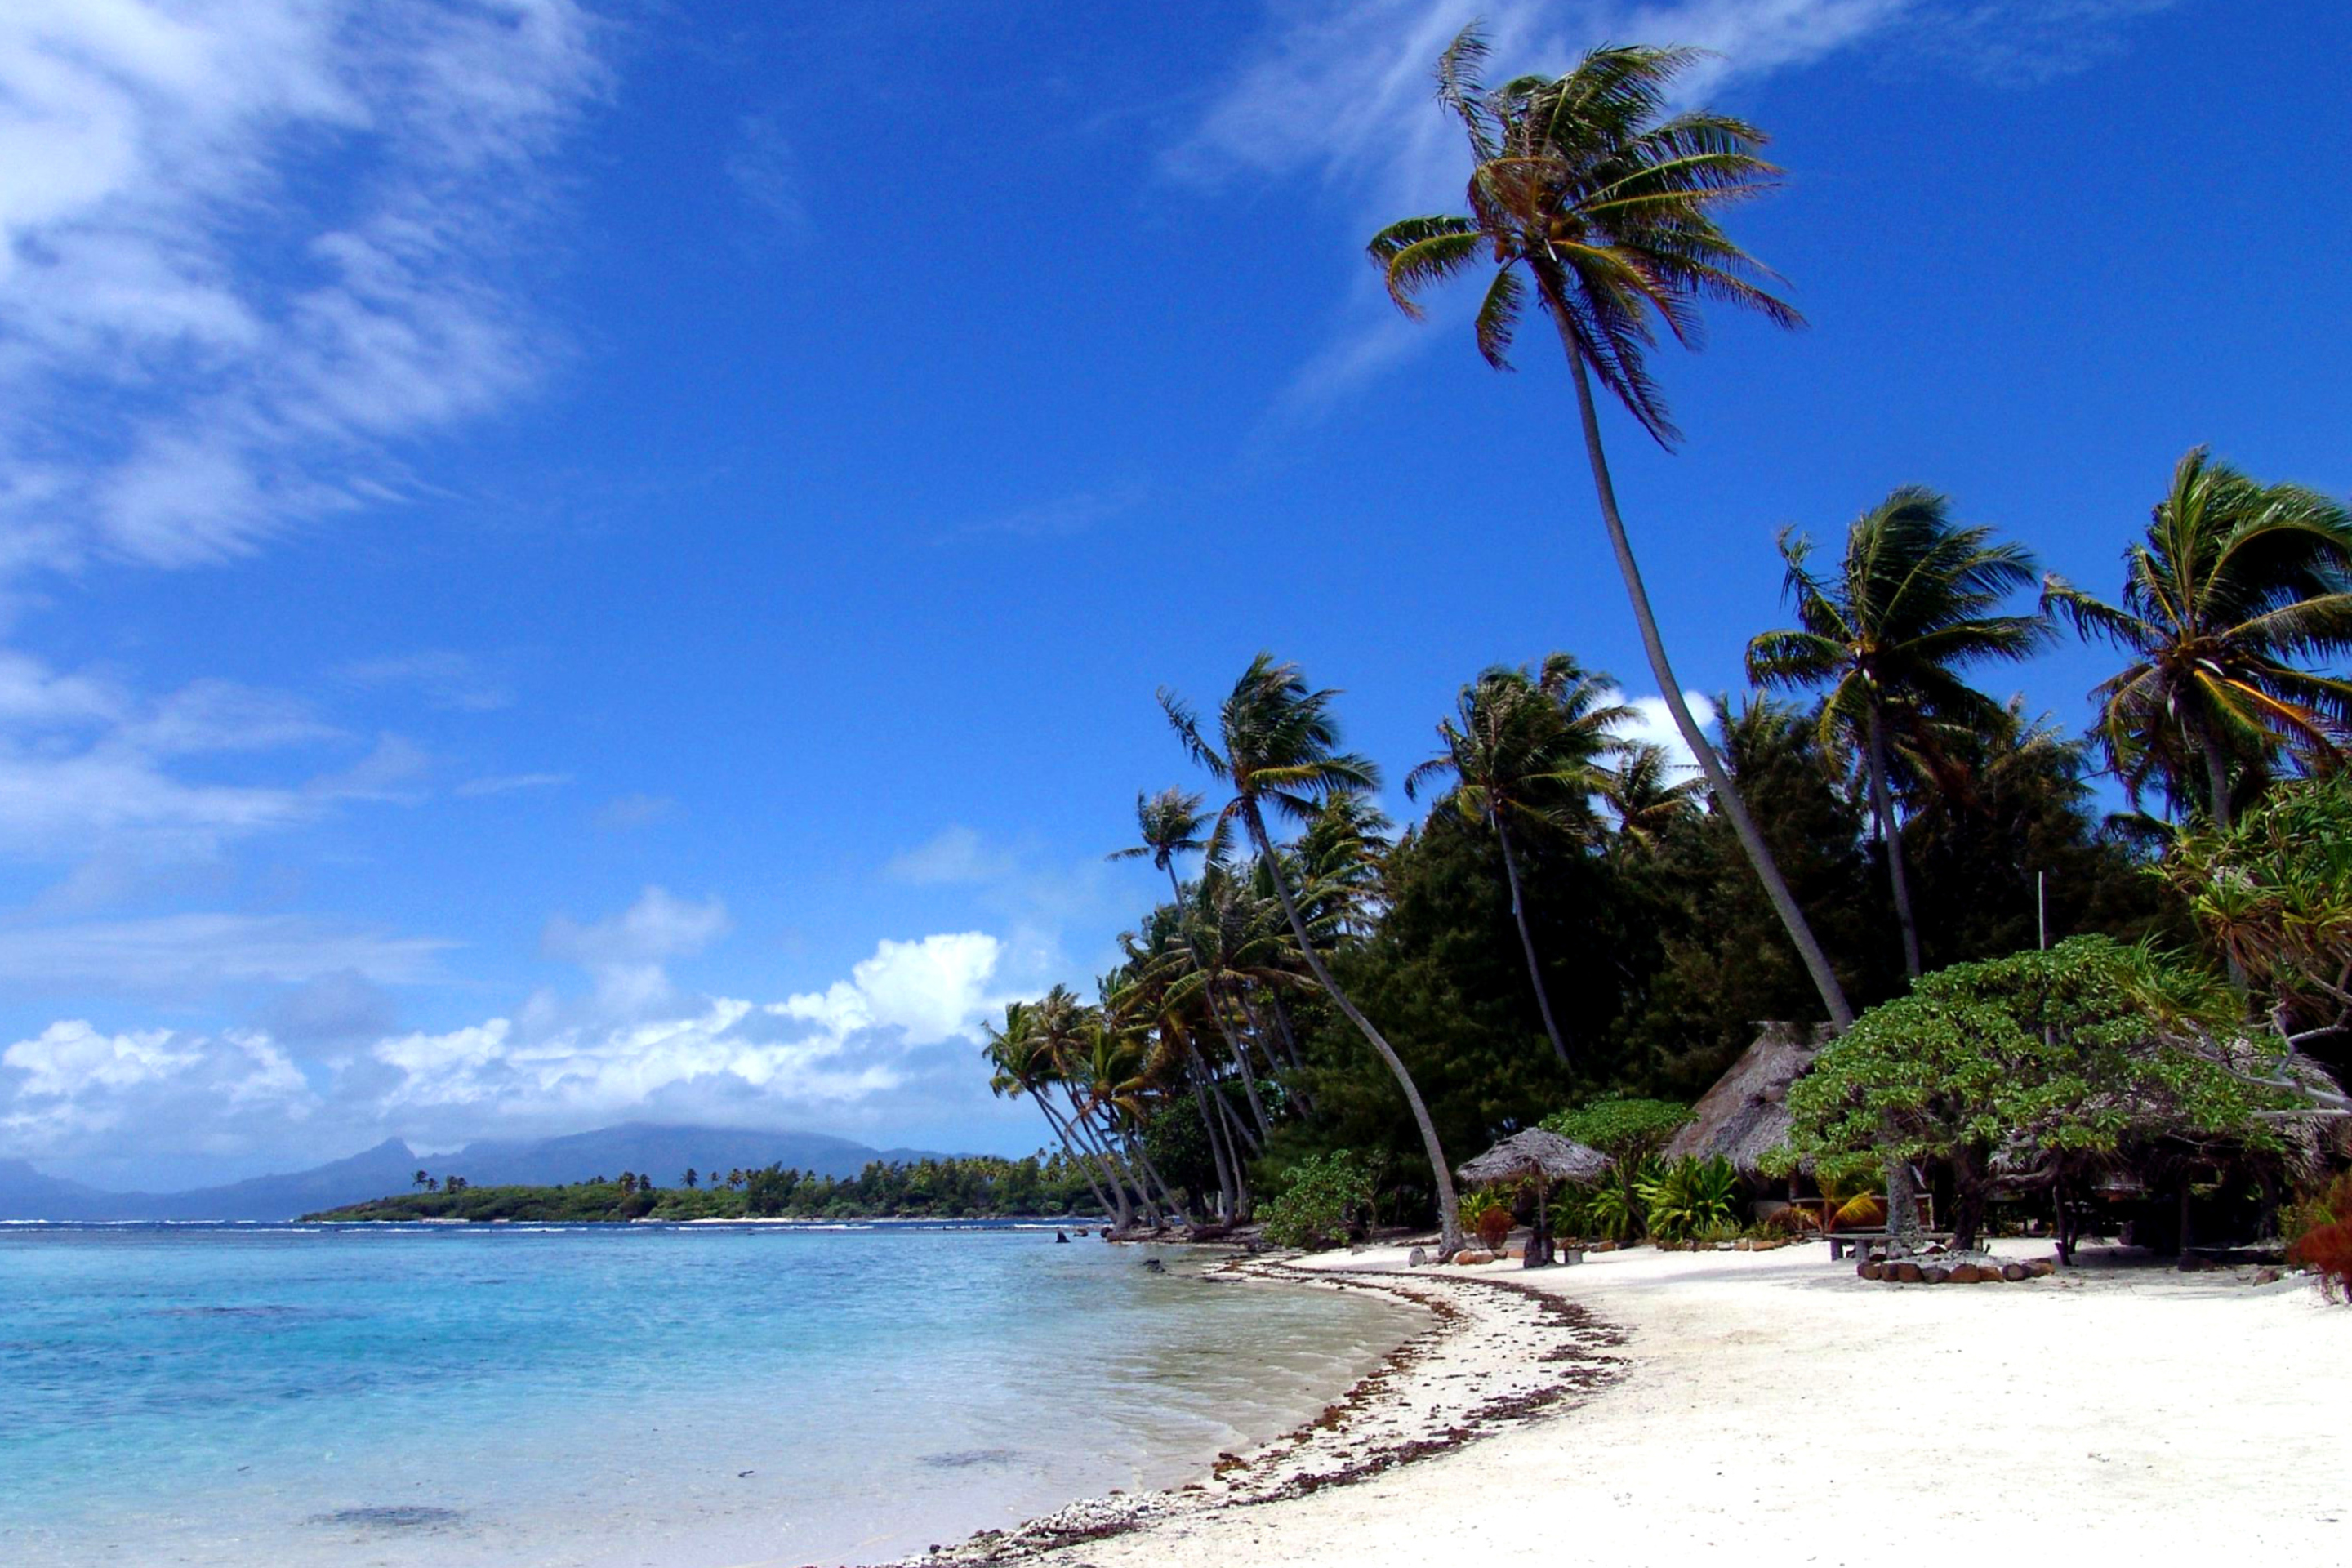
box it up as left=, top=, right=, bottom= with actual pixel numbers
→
left=1161, top=653, right=1464, bottom=1257
left=2042, top=448, right=2352, bottom=829
left=1747, top=488, right=2048, bottom=979
left=1406, top=661, right=1622, bottom=1067
left=1371, top=28, right=1852, bottom=1029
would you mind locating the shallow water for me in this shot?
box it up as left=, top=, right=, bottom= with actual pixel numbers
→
left=0, top=1223, right=1421, bottom=1566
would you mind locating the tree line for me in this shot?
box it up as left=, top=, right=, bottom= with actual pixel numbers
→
left=981, top=27, right=2352, bottom=1257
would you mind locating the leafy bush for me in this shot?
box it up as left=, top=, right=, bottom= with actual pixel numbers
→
left=2288, top=1172, right=2352, bottom=1303
left=1542, top=1098, right=1691, bottom=1241
left=1579, top=1165, right=1652, bottom=1241
left=1541, top=1098, right=1695, bottom=1167
left=1636, top=1156, right=1740, bottom=1241
left=1458, top=1187, right=1512, bottom=1250
left=1261, top=1151, right=1376, bottom=1250
left=1778, top=937, right=2270, bottom=1251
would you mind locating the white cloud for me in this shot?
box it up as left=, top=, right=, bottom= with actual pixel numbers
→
left=1609, top=689, right=1717, bottom=778
left=454, top=770, right=570, bottom=798
left=542, top=886, right=730, bottom=969
left=336, top=651, right=514, bottom=712
left=594, top=792, right=676, bottom=831
left=0, top=920, right=1009, bottom=1169
left=884, top=825, right=1019, bottom=885
left=0, top=911, right=452, bottom=996
left=727, top=112, right=805, bottom=230
left=0, top=1018, right=309, bottom=1156
left=0, top=0, right=604, bottom=579
left=777, top=931, right=1004, bottom=1045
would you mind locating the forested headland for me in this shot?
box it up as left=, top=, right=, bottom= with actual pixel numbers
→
left=307, top=1154, right=1102, bottom=1223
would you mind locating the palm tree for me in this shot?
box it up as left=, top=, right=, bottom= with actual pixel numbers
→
left=1406, top=659, right=1624, bottom=1066
left=2042, top=448, right=2352, bottom=829
left=1161, top=653, right=1464, bottom=1256
left=1747, top=487, right=2048, bottom=978
left=1370, top=28, right=1852, bottom=1029
left=982, top=1000, right=1119, bottom=1222
left=1599, top=741, right=1704, bottom=854
left=1111, top=788, right=1277, bottom=1141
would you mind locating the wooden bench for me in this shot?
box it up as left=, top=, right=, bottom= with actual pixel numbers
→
left=1827, top=1230, right=1953, bottom=1261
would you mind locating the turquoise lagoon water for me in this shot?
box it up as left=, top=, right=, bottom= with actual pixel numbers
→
left=0, top=1223, right=1422, bottom=1567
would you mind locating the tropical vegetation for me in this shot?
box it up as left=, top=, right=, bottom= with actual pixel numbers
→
left=964, top=29, right=2350, bottom=1272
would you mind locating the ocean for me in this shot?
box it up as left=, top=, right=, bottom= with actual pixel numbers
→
left=0, top=1222, right=1420, bottom=1567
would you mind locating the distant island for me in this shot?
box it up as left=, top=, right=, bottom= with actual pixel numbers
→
left=305, top=1154, right=1102, bottom=1223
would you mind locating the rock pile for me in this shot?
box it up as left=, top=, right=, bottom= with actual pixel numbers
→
left=1858, top=1253, right=2057, bottom=1284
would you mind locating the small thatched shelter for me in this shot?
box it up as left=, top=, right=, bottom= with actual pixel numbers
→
left=1457, top=1129, right=1610, bottom=1267
left=1456, top=1127, right=1612, bottom=1190
left=1664, top=1021, right=1833, bottom=1178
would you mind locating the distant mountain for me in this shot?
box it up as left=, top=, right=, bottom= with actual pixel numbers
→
left=0, top=1159, right=124, bottom=1222
left=0, top=1124, right=945, bottom=1222
left=443, top=1122, right=940, bottom=1189
left=0, top=1138, right=421, bottom=1223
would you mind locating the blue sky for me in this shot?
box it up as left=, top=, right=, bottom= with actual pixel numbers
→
left=1, top=0, right=2345, bottom=1187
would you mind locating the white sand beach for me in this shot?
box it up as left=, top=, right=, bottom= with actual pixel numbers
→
left=903, top=1241, right=2351, bottom=1567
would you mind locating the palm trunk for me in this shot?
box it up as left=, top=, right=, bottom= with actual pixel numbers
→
left=1183, top=1043, right=1239, bottom=1221
left=1059, top=1090, right=1134, bottom=1228
left=1164, top=865, right=1276, bottom=1141
left=1125, top=1132, right=1180, bottom=1224
left=1494, top=810, right=1570, bottom=1067
left=1237, top=987, right=1313, bottom=1114
left=2201, top=733, right=2235, bottom=831
left=1865, top=700, right=1923, bottom=980
left=1245, top=799, right=1460, bottom=1257
left=2198, top=732, right=2251, bottom=994
left=1032, top=1096, right=1116, bottom=1222
left=1557, top=332, right=1854, bottom=1032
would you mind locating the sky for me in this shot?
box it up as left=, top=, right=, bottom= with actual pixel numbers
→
left=0, top=0, right=2345, bottom=1189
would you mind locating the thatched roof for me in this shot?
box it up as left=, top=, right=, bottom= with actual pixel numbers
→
left=1991, top=1047, right=2352, bottom=1186
left=1664, top=1021, right=1833, bottom=1176
left=1457, top=1128, right=1610, bottom=1187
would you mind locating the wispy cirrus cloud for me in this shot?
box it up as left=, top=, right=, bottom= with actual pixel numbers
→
left=0, top=911, right=453, bottom=998
left=0, top=0, right=605, bottom=583
left=336, top=650, right=516, bottom=713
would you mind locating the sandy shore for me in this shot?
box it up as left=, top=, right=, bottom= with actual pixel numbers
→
left=891, top=1239, right=2350, bottom=1566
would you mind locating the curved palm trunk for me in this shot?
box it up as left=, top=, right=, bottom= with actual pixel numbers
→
left=1031, top=1095, right=1116, bottom=1222
left=1181, top=1042, right=1240, bottom=1221
left=1865, top=701, right=1924, bottom=980
left=1237, top=987, right=1313, bottom=1114
left=1559, top=337, right=1855, bottom=1033
left=1493, top=809, right=1571, bottom=1067
left=1164, top=865, right=1276, bottom=1142
left=1058, top=1089, right=1135, bottom=1229
left=1245, top=800, right=1461, bottom=1257
left=1127, top=1134, right=1183, bottom=1223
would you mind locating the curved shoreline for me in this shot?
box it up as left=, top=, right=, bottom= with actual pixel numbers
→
left=879, top=1258, right=1626, bottom=1566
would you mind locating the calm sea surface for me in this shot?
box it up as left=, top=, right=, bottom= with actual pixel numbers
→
left=0, top=1222, right=1422, bottom=1567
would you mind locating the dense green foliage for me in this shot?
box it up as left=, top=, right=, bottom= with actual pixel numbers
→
left=1777, top=938, right=2279, bottom=1249
left=1635, top=1156, right=1742, bottom=1242
left=964, top=22, right=2349, bottom=1252
left=1258, top=1151, right=1376, bottom=1250
left=310, top=1156, right=1102, bottom=1223
left=2163, top=774, right=2352, bottom=1069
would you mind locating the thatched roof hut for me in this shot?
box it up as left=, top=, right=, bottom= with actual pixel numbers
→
left=1663, top=1021, right=1833, bottom=1177
left=1456, top=1128, right=1611, bottom=1188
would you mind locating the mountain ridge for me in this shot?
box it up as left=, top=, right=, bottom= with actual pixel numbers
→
left=0, top=1124, right=950, bottom=1221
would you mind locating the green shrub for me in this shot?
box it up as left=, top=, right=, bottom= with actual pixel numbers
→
left=1458, top=1188, right=1512, bottom=1250
left=1637, top=1156, right=1740, bottom=1241
left=1261, top=1151, right=1375, bottom=1250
